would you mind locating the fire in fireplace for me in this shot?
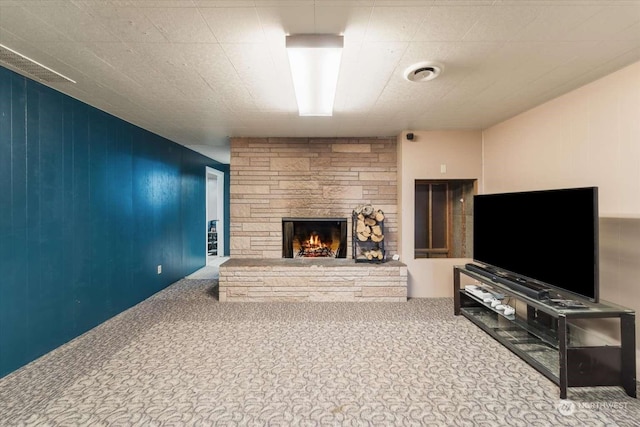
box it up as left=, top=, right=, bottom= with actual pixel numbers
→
left=282, top=218, right=347, bottom=258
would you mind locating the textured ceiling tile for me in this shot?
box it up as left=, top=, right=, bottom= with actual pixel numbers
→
left=316, top=1, right=375, bottom=6
left=2, top=0, right=639, bottom=149
left=76, top=4, right=168, bottom=43
left=413, top=5, right=487, bottom=41
left=177, top=43, right=258, bottom=110
left=312, top=5, right=371, bottom=34
left=563, top=5, right=640, bottom=42
left=462, top=5, right=541, bottom=42
left=256, top=4, right=315, bottom=36
left=144, top=7, right=217, bottom=43
left=193, top=0, right=256, bottom=6
left=532, top=39, right=640, bottom=91
left=172, top=93, right=230, bottom=112
left=199, top=7, right=265, bottom=43
left=222, top=43, right=296, bottom=112
left=548, top=47, right=640, bottom=98
left=476, top=41, right=556, bottom=84
left=0, top=6, right=69, bottom=42
left=82, top=42, right=157, bottom=79
left=175, top=42, right=229, bottom=75
left=33, top=42, right=153, bottom=97
left=431, top=0, right=493, bottom=4
left=335, top=41, right=408, bottom=112
left=425, top=41, right=500, bottom=69
left=437, top=68, right=500, bottom=107
left=110, top=0, right=197, bottom=6
left=251, top=0, right=314, bottom=6
left=513, top=5, right=603, bottom=42
left=326, top=6, right=373, bottom=46
left=4, top=0, right=69, bottom=6
left=372, top=75, right=452, bottom=119
left=365, top=6, right=430, bottom=41
left=23, top=3, right=119, bottom=43
left=215, top=77, right=261, bottom=113
left=473, top=40, right=640, bottom=122
left=400, top=41, right=449, bottom=66
left=619, top=21, right=640, bottom=42
left=35, top=41, right=122, bottom=78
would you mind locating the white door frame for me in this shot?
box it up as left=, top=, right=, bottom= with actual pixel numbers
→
left=206, top=167, right=225, bottom=257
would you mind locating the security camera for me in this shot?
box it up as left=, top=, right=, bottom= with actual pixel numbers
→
left=406, top=132, right=414, bottom=141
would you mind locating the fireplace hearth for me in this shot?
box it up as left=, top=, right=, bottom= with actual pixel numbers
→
left=282, top=218, right=347, bottom=258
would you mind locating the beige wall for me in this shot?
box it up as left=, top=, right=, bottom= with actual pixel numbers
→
left=482, top=61, right=640, bottom=208
left=482, top=60, right=640, bottom=374
left=397, top=130, right=483, bottom=297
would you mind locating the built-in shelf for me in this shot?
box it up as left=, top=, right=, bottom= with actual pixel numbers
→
left=208, top=220, right=218, bottom=256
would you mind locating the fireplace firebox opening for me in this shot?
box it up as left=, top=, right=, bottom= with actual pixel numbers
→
left=282, top=218, right=347, bottom=258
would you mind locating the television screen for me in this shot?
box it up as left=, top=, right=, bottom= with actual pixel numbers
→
left=473, top=187, right=599, bottom=302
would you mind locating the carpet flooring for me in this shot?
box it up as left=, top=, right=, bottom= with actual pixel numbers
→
left=0, top=277, right=639, bottom=426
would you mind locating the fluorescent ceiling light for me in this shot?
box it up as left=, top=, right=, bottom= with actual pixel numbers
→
left=286, top=34, right=343, bottom=117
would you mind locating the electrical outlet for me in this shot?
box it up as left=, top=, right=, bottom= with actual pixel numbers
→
left=157, top=265, right=162, bottom=274
left=440, top=164, right=447, bottom=173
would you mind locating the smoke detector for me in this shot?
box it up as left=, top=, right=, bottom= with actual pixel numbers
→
left=404, top=61, right=443, bottom=82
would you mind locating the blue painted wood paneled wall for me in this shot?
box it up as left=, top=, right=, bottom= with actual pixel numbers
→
left=0, top=66, right=230, bottom=378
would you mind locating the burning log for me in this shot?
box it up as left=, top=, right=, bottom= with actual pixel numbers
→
left=297, top=246, right=335, bottom=257
left=296, top=233, right=337, bottom=258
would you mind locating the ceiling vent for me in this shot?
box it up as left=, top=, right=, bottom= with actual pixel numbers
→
left=404, top=61, right=443, bottom=83
left=0, top=44, right=75, bottom=83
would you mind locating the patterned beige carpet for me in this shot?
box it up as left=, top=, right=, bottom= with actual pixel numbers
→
left=0, top=278, right=638, bottom=426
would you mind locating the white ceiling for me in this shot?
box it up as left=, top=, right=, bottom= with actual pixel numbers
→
left=1, top=0, right=639, bottom=163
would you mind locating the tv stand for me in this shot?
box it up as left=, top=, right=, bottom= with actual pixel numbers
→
left=454, top=265, right=636, bottom=399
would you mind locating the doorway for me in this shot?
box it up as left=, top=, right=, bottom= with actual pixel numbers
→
left=206, top=167, right=225, bottom=262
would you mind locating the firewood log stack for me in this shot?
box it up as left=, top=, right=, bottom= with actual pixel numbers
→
left=353, top=204, right=385, bottom=245
left=363, top=248, right=384, bottom=260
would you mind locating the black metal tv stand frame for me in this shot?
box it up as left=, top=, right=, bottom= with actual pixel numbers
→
left=454, top=265, right=636, bottom=399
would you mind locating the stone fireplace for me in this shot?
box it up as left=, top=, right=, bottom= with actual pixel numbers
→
left=229, top=137, right=398, bottom=259
left=282, top=218, right=347, bottom=258
left=221, top=137, right=407, bottom=302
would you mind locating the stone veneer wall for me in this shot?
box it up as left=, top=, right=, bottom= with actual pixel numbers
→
left=219, top=259, right=407, bottom=302
left=230, top=137, right=397, bottom=258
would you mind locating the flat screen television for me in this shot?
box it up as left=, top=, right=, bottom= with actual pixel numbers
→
left=473, top=187, right=599, bottom=302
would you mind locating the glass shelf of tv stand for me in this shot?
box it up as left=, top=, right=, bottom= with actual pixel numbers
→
left=461, top=289, right=559, bottom=346
left=459, top=306, right=559, bottom=377
left=457, top=266, right=634, bottom=317
left=460, top=289, right=562, bottom=379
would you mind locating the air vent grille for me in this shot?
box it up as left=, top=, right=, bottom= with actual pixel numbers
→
left=404, top=61, right=443, bottom=83
left=0, top=44, right=75, bottom=83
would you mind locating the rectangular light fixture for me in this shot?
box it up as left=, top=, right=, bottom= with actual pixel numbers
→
left=286, top=34, right=343, bottom=117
